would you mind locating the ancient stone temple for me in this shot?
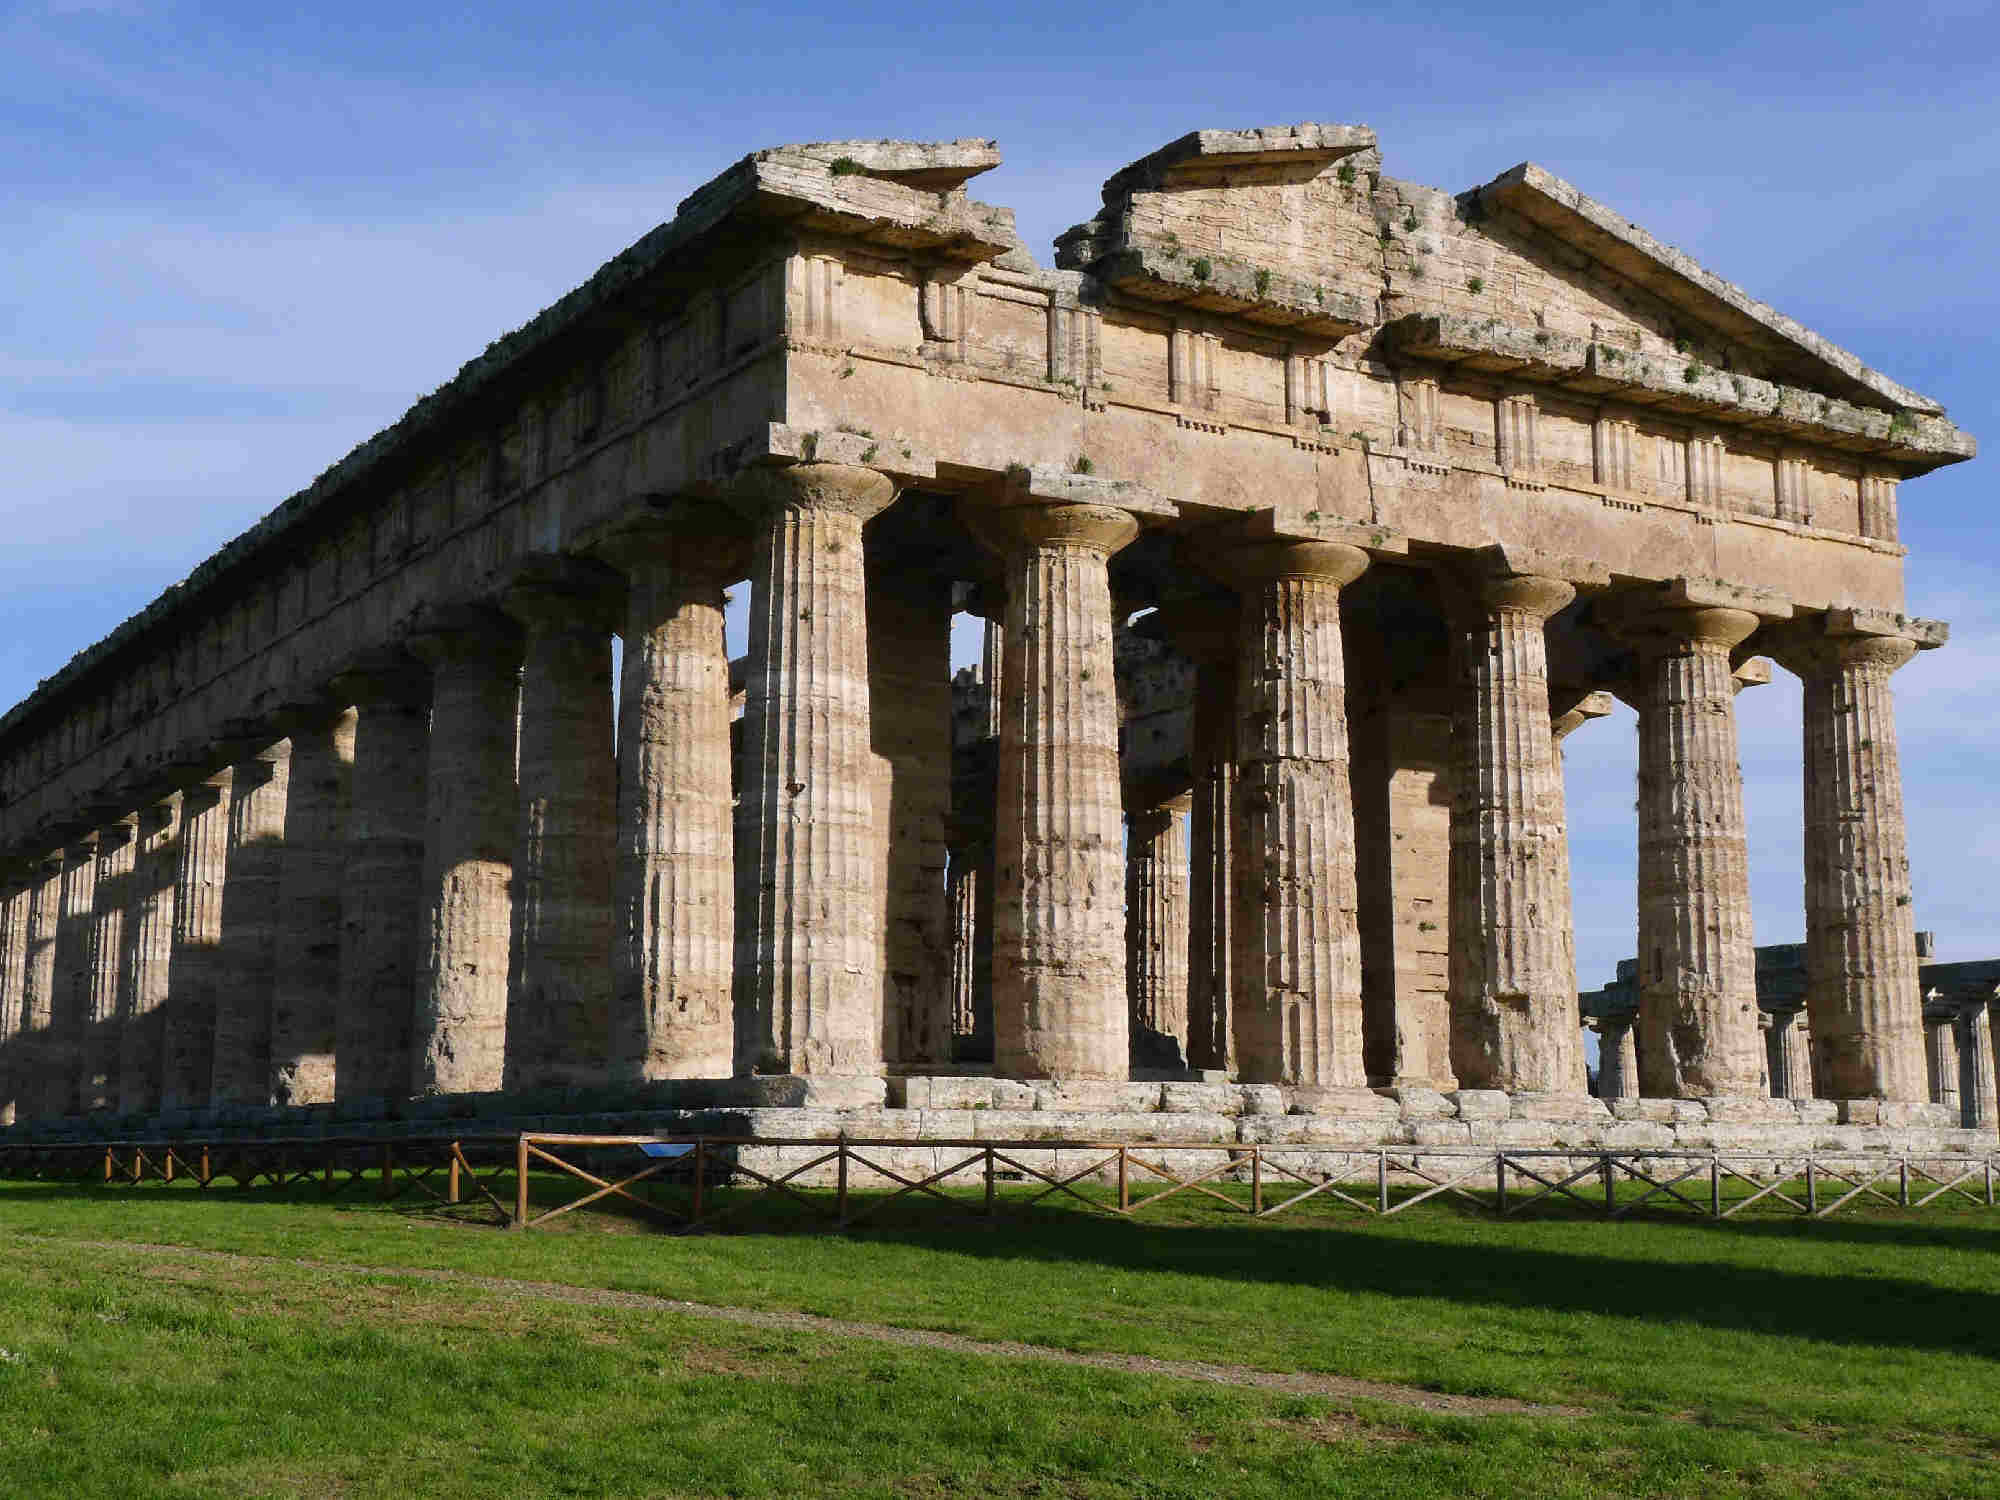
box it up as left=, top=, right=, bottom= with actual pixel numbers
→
left=0, top=123, right=1985, bottom=1151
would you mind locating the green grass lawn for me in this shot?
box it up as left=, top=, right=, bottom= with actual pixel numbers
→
left=1, top=1171, right=1996, bottom=1497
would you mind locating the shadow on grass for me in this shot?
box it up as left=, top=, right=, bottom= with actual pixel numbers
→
left=7, top=1171, right=1999, bottom=1361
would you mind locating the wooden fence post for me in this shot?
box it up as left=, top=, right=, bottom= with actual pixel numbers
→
left=513, top=1135, right=530, bottom=1229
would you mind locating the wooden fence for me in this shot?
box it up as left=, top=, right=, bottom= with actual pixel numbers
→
left=6, top=1133, right=1995, bottom=1230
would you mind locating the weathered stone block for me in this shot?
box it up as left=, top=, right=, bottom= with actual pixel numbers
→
left=1609, top=1097, right=1676, bottom=1122
left=1794, top=1100, right=1840, bottom=1125
left=1449, top=1089, right=1512, bottom=1120
left=1387, top=1086, right=1454, bottom=1119
left=1286, top=1087, right=1401, bottom=1118
left=1242, top=1115, right=1408, bottom=1147
left=1409, top=1119, right=1473, bottom=1147
left=1705, top=1094, right=1799, bottom=1123
left=1161, top=1081, right=1240, bottom=1115
left=1237, top=1085, right=1286, bottom=1116
left=1600, top=1120, right=1675, bottom=1149
left=1670, top=1100, right=1712, bottom=1126
left=1033, top=1081, right=1162, bottom=1113
left=1838, top=1099, right=1882, bottom=1125
left=1510, top=1091, right=1611, bottom=1122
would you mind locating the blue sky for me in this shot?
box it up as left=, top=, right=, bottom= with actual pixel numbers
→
left=5, top=0, right=1998, bottom=986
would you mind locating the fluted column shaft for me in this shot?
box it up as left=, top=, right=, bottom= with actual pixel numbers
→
left=118, top=798, right=180, bottom=1115
left=1598, top=1016, right=1639, bottom=1099
left=1127, top=792, right=1192, bottom=1069
left=1633, top=606, right=1766, bottom=1097
left=409, top=623, right=522, bottom=1096
left=46, top=835, right=101, bottom=1117
left=736, top=464, right=896, bottom=1076
left=1227, top=542, right=1370, bottom=1088
left=80, top=822, right=136, bottom=1113
left=17, top=857, right=63, bottom=1123
left=868, top=563, right=953, bottom=1070
left=1447, top=573, right=1583, bottom=1092
left=1962, top=1004, right=1998, bottom=1129
left=269, top=709, right=353, bottom=1106
left=974, top=501, right=1139, bottom=1080
left=162, top=775, right=232, bottom=1112
left=334, top=671, right=429, bottom=1101
left=0, top=874, right=27, bottom=1125
left=211, top=743, right=290, bottom=1108
left=498, top=578, right=618, bottom=1091
left=1159, top=599, right=1241, bottom=1076
left=1782, top=633, right=1929, bottom=1100
left=946, top=845, right=980, bottom=1049
left=594, top=520, right=745, bottom=1081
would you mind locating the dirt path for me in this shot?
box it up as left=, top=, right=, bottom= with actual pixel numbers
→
left=59, top=1235, right=1580, bottom=1419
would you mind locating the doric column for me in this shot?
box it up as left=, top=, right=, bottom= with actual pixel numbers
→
left=1597, top=1015, right=1639, bottom=1099
left=161, top=773, right=232, bottom=1112
left=1127, top=791, right=1193, bottom=1070
left=332, top=664, right=430, bottom=1102
left=80, top=819, right=137, bottom=1114
left=46, top=833, right=102, bottom=1117
left=735, top=463, right=897, bottom=1077
left=1445, top=571, right=1584, bottom=1094
left=945, top=844, right=984, bottom=1054
left=500, top=563, right=619, bottom=1092
left=0, top=868, right=27, bottom=1125
left=1768, top=621, right=1932, bottom=1100
left=1223, top=540, right=1370, bottom=1089
left=868, top=561, right=954, bottom=1071
left=1966, top=1002, right=2000, bottom=1129
left=966, top=499, right=1139, bottom=1080
left=211, top=741, right=290, bottom=1109
left=1764, top=1008, right=1810, bottom=1100
left=117, top=797, right=180, bottom=1115
left=15, top=855, right=64, bottom=1123
left=1626, top=602, right=1767, bottom=1097
left=1925, top=1010, right=1959, bottom=1110
left=1158, top=599, right=1240, bottom=1075
left=587, top=513, right=747, bottom=1081
left=407, top=615, right=523, bottom=1096
left=268, top=707, right=353, bottom=1107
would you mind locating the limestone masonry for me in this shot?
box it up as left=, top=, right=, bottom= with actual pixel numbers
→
left=0, top=123, right=1986, bottom=1155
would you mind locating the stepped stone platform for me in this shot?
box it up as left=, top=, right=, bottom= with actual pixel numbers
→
left=3, top=1077, right=1986, bottom=1162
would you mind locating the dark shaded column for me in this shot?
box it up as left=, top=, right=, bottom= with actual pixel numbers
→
left=211, top=740, right=290, bottom=1109
left=268, top=706, right=354, bottom=1107
left=118, top=796, right=180, bottom=1116
left=80, top=819, right=136, bottom=1114
left=867, top=559, right=953, bottom=1072
left=502, top=562, right=620, bottom=1091
left=161, top=773, right=231, bottom=1113
left=47, top=832, right=101, bottom=1117
left=333, top=663, right=430, bottom=1103
left=408, top=614, right=523, bottom=1096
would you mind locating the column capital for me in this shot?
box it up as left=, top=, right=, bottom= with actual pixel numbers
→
left=94, top=818, right=137, bottom=852
left=1213, top=538, right=1368, bottom=592
left=500, top=554, right=625, bottom=635
left=734, top=460, right=897, bottom=521
left=329, top=651, right=431, bottom=711
left=406, top=605, right=524, bottom=671
left=961, top=497, right=1141, bottom=559
left=579, top=501, right=752, bottom=581
left=1764, top=615, right=1926, bottom=680
left=270, top=695, right=355, bottom=737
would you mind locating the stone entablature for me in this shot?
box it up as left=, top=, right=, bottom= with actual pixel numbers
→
left=0, top=123, right=1977, bottom=1136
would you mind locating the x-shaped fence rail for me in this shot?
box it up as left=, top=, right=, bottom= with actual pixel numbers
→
left=4, top=1136, right=1996, bottom=1229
